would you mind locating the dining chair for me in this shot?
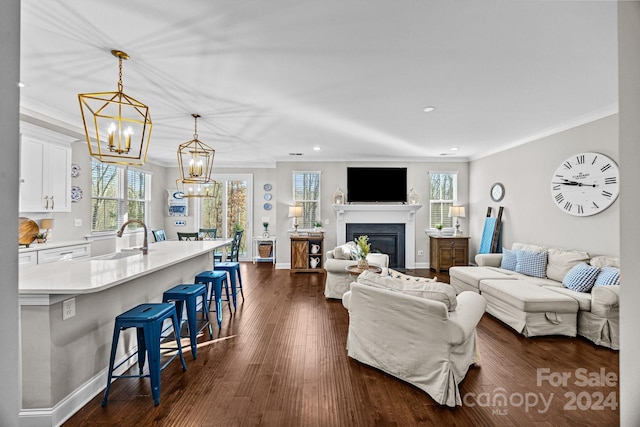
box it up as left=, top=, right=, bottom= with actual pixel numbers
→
left=152, top=229, right=167, bottom=242
left=199, top=228, right=217, bottom=240
left=177, top=232, right=200, bottom=241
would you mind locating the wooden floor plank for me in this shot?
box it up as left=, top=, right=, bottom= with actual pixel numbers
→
left=64, top=263, right=619, bottom=426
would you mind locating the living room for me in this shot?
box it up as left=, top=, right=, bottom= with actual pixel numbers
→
left=3, top=1, right=640, bottom=426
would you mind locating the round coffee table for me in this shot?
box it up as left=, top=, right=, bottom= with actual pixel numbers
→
left=345, top=264, right=382, bottom=278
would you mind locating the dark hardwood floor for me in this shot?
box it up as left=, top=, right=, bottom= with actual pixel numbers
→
left=65, top=264, right=619, bottom=426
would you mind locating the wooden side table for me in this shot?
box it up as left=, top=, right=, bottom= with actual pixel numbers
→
left=345, top=264, right=383, bottom=278
left=429, top=235, right=470, bottom=272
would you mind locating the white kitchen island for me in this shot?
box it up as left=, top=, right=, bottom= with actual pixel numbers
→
left=19, top=239, right=231, bottom=426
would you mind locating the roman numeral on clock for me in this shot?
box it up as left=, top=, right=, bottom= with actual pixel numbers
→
left=605, top=177, right=617, bottom=184
left=577, top=204, right=584, bottom=214
left=564, top=201, right=572, bottom=211
left=592, top=201, right=600, bottom=209
left=576, top=154, right=585, bottom=164
left=601, top=163, right=612, bottom=173
left=602, top=190, right=613, bottom=199
left=555, top=193, right=564, bottom=203
left=553, top=185, right=561, bottom=191
left=563, top=161, right=572, bottom=169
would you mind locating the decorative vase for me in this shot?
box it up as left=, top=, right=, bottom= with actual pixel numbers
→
left=357, top=258, right=369, bottom=269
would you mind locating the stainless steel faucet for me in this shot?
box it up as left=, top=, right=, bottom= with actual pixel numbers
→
left=116, top=220, right=148, bottom=255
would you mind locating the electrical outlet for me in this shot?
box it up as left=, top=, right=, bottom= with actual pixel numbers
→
left=417, top=250, right=424, bottom=256
left=74, top=219, right=82, bottom=227
left=63, top=298, right=76, bottom=320
left=324, top=218, right=330, bottom=225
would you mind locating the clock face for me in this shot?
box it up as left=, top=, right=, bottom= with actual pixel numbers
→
left=490, top=183, right=504, bottom=202
left=551, top=152, right=619, bottom=216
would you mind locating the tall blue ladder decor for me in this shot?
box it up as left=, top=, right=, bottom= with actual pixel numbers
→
left=102, top=303, right=187, bottom=406
left=479, top=206, right=503, bottom=254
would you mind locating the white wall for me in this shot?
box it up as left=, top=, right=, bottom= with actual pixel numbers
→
left=468, top=114, right=619, bottom=258
left=0, top=0, right=21, bottom=423
left=274, top=160, right=469, bottom=267
left=619, top=2, right=640, bottom=425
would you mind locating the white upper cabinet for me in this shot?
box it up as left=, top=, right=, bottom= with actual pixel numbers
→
left=19, top=124, right=72, bottom=213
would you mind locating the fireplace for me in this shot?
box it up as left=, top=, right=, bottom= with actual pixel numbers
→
left=347, top=223, right=405, bottom=268
left=333, top=204, right=422, bottom=269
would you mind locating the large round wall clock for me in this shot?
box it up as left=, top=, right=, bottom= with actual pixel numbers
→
left=551, top=152, right=619, bottom=216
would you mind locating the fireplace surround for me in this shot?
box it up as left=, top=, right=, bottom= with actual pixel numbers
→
left=333, top=204, right=422, bottom=269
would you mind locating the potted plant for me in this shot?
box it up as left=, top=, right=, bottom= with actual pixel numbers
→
left=353, top=235, right=371, bottom=269
left=34, top=232, right=47, bottom=244
left=313, top=221, right=323, bottom=231
left=435, top=223, right=443, bottom=236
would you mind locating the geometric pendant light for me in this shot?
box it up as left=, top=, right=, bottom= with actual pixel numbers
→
left=78, top=50, right=152, bottom=166
left=175, top=179, right=218, bottom=199
left=177, top=113, right=215, bottom=184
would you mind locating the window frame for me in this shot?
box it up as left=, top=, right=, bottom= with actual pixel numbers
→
left=90, top=160, right=152, bottom=235
left=292, top=171, right=321, bottom=230
left=428, top=171, right=458, bottom=230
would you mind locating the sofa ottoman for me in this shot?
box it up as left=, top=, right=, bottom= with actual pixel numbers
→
left=479, top=279, right=579, bottom=337
left=449, top=266, right=518, bottom=294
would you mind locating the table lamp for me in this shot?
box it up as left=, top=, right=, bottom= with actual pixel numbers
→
left=40, top=218, right=55, bottom=241
left=288, top=206, right=303, bottom=236
left=448, top=205, right=466, bottom=236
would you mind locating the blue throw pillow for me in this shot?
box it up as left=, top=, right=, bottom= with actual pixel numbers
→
left=500, top=248, right=517, bottom=271
left=563, top=262, right=600, bottom=292
left=515, top=250, right=548, bottom=278
left=594, top=266, right=620, bottom=286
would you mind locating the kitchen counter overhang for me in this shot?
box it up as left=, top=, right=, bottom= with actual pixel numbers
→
left=19, top=239, right=231, bottom=296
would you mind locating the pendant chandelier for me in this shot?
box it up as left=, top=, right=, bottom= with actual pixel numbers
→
left=78, top=49, right=152, bottom=166
left=175, top=179, right=218, bottom=199
left=177, top=114, right=215, bottom=184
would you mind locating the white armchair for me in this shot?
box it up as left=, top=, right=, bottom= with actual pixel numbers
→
left=324, top=250, right=389, bottom=299
left=342, top=282, right=486, bottom=406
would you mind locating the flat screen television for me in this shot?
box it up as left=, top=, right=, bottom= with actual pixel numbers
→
left=347, top=167, right=407, bottom=203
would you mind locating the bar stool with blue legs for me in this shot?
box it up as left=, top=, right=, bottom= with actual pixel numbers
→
left=162, top=284, right=213, bottom=359
left=102, top=303, right=187, bottom=407
left=214, top=230, right=245, bottom=309
left=195, top=270, right=230, bottom=328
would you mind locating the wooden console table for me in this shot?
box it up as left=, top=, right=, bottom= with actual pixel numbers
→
left=290, top=233, right=324, bottom=273
left=429, top=235, right=470, bottom=272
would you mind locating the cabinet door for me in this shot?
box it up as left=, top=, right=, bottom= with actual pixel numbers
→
left=19, top=138, right=71, bottom=213
left=452, top=246, right=468, bottom=267
left=19, top=138, right=47, bottom=212
left=47, top=143, right=71, bottom=212
left=439, top=245, right=455, bottom=269
left=291, top=240, right=309, bottom=269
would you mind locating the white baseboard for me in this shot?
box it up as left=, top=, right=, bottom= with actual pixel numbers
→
left=20, top=348, right=138, bottom=427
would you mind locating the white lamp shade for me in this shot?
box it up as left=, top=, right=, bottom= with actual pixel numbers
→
left=448, top=205, right=466, bottom=218
left=288, top=206, right=303, bottom=218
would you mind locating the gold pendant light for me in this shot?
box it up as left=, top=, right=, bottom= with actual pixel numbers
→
left=177, top=114, right=215, bottom=184
left=78, top=49, right=152, bottom=166
left=175, top=179, right=218, bottom=199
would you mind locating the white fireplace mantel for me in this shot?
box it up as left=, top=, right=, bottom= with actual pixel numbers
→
left=333, top=204, right=422, bottom=268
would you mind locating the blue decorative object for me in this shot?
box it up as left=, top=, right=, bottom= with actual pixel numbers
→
left=263, top=202, right=272, bottom=211
left=515, top=250, right=548, bottom=278
left=563, top=262, right=600, bottom=292
left=500, top=248, right=517, bottom=271
left=594, top=266, right=620, bottom=286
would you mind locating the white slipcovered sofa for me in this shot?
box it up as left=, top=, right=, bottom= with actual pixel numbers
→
left=449, top=243, right=620, bottom=350
left=342, top=271, right=486, bottom=406
left=324, top=242, right=389, bottom=299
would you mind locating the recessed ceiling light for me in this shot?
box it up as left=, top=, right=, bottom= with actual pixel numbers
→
left=18, top=82, right=25, bottom=88
left=313, top=146, right=321, bottom=151
left=423, top=106, right=436, bottom=113
left=450, top=147, right=459, bottom=151
left=289, top=153, right=303, bottom=156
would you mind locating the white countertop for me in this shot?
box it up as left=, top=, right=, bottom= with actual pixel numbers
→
left=19, top=239, right=231, bottom=295
left=19, top=240, right=89, bottom=253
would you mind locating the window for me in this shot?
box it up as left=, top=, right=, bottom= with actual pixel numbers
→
left=293, top=171, right=321, bottom=229
left=429, top=172, right=457, bottom=229
left=91, top=160, right=151, bottom=232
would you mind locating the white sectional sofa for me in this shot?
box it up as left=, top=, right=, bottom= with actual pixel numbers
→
left=449, top=243, right=620, bottom=350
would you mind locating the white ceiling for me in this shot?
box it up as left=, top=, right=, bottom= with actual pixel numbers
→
left=19, top=0, right=618, bottom=167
